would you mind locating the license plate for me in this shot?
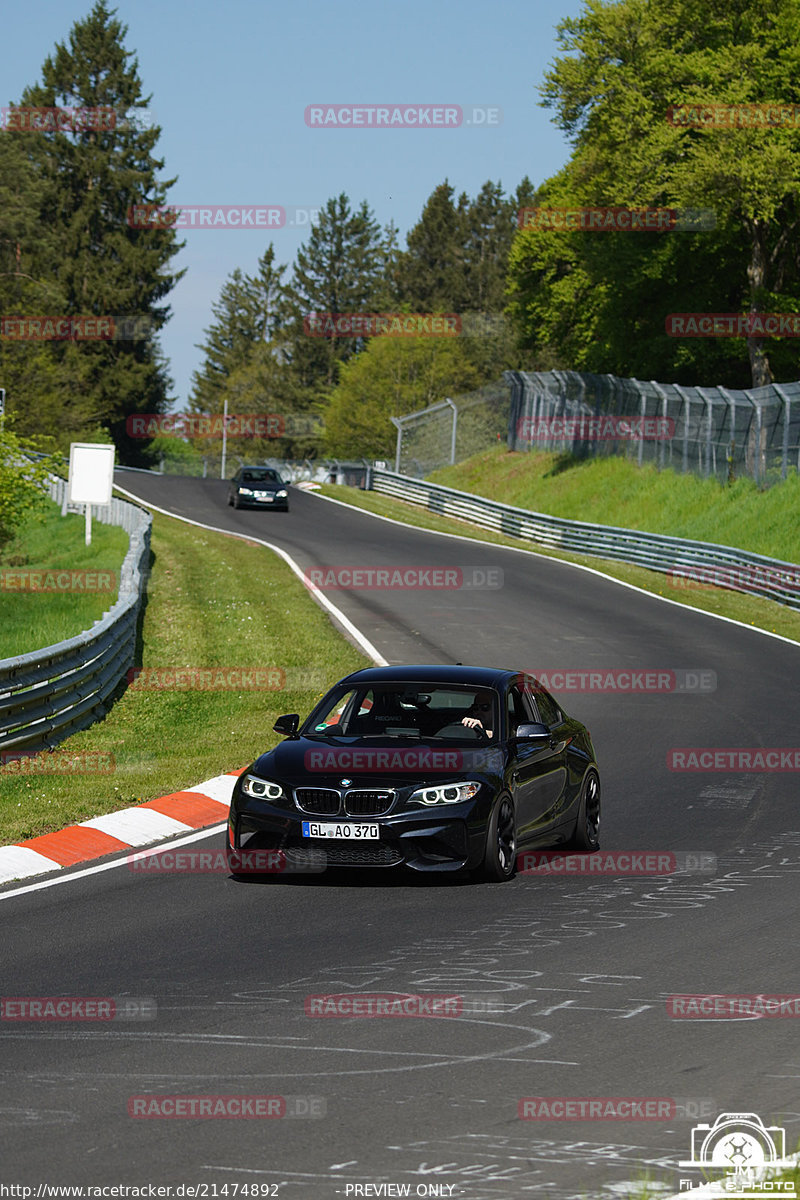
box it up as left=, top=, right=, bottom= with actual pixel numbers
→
left=302, top=822, right=379, bottom=840
left=255, top=492, right=272, bottom=500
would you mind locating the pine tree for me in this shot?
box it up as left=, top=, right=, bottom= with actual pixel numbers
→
left=10, top=1, right=184, bottom=459
left=284, top=194, right=388, bottom=393
left=395, top=182, right=470, bottom=311
left=189, top=249, right=289, bottom=414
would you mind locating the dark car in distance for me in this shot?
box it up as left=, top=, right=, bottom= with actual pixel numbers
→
left=226, top=664, right=601, bottom=883
left=227, top=466, right=289, bottom=511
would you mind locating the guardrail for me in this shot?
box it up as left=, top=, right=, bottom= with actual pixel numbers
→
left=369, top=469, right=800, bottom=611
left=0, top=479, right=152, bottom=755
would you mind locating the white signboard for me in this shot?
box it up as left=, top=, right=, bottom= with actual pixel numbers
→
left=68, top=442, right=115, bottom=505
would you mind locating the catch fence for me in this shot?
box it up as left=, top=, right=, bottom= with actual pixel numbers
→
left=505, top=370, right=800, bottom=486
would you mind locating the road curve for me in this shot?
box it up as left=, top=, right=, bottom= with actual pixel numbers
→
left=2, top=472, right=798, bottom=1199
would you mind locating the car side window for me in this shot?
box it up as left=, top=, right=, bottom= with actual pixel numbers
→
left=530, top=685, right=562, bottom=728
left=505, top=686, right=532, bottom=737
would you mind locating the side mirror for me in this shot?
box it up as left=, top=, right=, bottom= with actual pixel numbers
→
left=514, top=722, right=551, bottom=744
left=273, top=713, right=300, bottom=737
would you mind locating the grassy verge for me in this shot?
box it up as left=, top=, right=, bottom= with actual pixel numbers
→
left=430, top=445, right=800, bottom=563
left=0, top=509, right=369, bottom=844
left=0, top=502, right=129, bottom=659
left=314, top=483, right=800, bottom=643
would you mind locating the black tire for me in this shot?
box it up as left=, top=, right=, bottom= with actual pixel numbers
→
left=232, top=494, right=240, bottom=510
left=476, top=795, right=516, bottom=882
left=565, top=770, right=601, bottom=851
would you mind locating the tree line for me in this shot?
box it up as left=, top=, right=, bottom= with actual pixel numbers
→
left=1, top=0, right=798, bottom=467
left=187, top=182, right=533, bottom=461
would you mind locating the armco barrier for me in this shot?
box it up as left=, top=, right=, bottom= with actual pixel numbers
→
left=368, top=470, right=800, bottom=611
left=0, top=479, right=152, bottom=754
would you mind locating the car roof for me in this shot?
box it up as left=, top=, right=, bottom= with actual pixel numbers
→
left=335, top=664, right=517, bottom=690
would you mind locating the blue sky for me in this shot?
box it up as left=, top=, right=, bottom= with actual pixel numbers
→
left=2, top=0, right=584, bottom=406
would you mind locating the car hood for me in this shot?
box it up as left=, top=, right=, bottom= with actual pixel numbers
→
left=248, top=735, right=504, bottom=788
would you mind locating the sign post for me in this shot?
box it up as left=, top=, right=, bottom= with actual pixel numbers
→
left=220, top=396, right=229, bottom=480
left=0, top=387, right=5, bottom=433
left=68, top=442, right=115, bottom=546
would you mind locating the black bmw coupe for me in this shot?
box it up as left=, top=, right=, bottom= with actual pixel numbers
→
left=226, top=664, right=601, bottom=882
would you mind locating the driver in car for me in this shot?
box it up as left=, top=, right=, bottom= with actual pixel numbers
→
left=461, top=692, right=494, bottom=739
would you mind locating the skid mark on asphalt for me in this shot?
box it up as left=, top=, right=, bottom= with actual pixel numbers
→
left=700, top=780, right=764, bottom=808
left=0, top=1106, right=79, bottom=1127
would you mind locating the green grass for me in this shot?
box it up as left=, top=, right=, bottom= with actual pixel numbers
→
left=430, top=446, right=800, bottom=564
left=4, top=451, right=799, bottom=845
left=0, top=509, right=369, bottom=845
left=0, top=502, right=129, bottom=659
left=315, top=482, right=800, bottom=643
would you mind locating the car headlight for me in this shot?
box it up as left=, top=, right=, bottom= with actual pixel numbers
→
left=238, top=487, right=254, bottom=496
left=241, top=774, right=284, bottom=800
left=276, top=489, right=288, bottom=498
left=409, top=781, right=482, bottom=806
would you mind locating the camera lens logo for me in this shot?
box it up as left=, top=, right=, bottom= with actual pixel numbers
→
left=678, top=1112, right=795, bottom=1193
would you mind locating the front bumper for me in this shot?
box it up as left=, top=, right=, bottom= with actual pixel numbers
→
left=229, top=798, right=488, bottom=873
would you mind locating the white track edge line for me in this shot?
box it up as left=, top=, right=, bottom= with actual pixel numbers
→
left=312, top=489, right=800, bottom=649
left=113, top=482, right=388, bottom=665
left=0, top=823, right=225, bottom=902
left=1, top=482, right=387, bottom=900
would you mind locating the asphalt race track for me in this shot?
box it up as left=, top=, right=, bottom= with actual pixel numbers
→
left=3, top=473, right=799, bottom=1199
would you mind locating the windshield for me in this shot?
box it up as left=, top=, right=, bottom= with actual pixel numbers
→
left=302, top=683, right=497, bottom=741
left=241, top=469, right=279, bottom=483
